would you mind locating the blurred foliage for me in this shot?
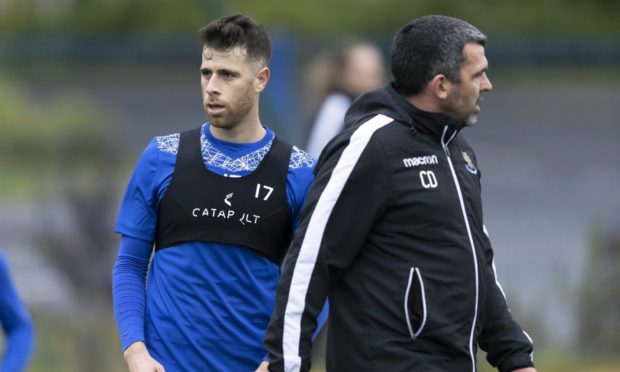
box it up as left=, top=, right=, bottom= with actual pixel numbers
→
left=578, top=223, right=620, bottom=354
left=0, top=0, right=618, bottom=38
left=0, top=73, right=108, bottom=197
left=0, top=0, right=211, bottom=35
left=27, top=310, right=125, bottom=372
left=235, top=0, right=620, bottom=38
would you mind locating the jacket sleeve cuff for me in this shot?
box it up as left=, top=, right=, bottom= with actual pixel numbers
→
left=265, top=355, right=311, bottom=372
left=498, top=355, right=535, bottom=372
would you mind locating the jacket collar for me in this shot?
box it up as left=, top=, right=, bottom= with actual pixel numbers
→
left=386, top=83, right=460, bottom=142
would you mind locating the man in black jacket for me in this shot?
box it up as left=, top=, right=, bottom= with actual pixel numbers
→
left=262, top=15, right=536, bottom=372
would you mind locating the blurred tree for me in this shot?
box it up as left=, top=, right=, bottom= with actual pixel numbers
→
left=0, top=0, right=618, bottom=38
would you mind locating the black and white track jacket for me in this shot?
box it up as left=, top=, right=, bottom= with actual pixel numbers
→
left=265, top=84, right=535, bottom=372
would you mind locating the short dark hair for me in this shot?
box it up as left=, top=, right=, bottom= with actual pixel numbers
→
left=390, top=15, right=486, bottom=96
left=199, top=14, right=272, bottom=67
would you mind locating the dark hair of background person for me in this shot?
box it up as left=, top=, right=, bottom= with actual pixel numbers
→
left=390, top=14, right=486, bottom=96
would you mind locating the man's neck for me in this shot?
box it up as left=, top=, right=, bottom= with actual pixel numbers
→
left=210, top=116, right=266, bottom=144
left=406, top=94, right=439, bottom=114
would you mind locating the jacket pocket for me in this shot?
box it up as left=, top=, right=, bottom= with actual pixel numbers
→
left=404, top=267, right=427, bottom=339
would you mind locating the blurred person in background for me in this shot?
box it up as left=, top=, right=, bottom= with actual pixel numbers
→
left=263, top=15, right=536, bottom=372
left=0, top=250, right=35, bottom=372
left=305, top=42, right=385, bottom=158
left=112, top=14, right=324, bottom=372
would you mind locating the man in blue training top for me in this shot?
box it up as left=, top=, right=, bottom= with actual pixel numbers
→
left=0, top=250, right=35, bottom=372
left=113, top=14, right=324, bottom=372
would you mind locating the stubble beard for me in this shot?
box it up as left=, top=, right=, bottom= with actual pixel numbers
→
left=205, top=91, right=255, bottom=130
left=445, top=91, right=480, bottom=128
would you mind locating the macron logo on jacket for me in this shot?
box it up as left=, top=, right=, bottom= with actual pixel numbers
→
left=403, top=155, right=438, bottom=168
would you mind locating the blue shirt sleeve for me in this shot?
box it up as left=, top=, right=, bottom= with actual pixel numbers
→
left=285, top=147, right=316, bottom=231
left=0, top=251, right=35, bottom=372
left=112, top=236, right=153, bottom=351
left=115, top=138, right=166, bottom=241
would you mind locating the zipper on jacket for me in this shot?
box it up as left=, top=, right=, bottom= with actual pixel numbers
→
left=441, top=126, right=480, bottom=372
left=404, top=267, right=427, bottom=340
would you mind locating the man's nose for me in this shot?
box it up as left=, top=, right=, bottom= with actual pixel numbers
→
left=481, top=74, right=493, bottom=92
left=204, top=77, right=221, bottom=95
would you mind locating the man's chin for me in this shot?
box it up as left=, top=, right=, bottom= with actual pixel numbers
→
left=206, top=116, right=228, bottom=128
left=463, top=114, right=478, bottom=127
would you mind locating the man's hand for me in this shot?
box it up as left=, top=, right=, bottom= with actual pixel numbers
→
left=513, top=368, right=536, bottom=372
left=255, top=360, right=269, bottom=372
left=123, top=342, right=165, bottom=372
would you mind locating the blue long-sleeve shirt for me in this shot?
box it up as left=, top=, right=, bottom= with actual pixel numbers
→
left=0, top=251, right=34, bottom=372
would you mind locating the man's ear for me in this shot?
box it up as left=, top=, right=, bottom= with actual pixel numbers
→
left=255, top=67, right=270, bottom=93
left=430, top=74, right=450, bottom=100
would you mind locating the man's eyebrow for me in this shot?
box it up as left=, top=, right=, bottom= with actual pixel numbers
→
left=475, top=66, right=488, bottom=76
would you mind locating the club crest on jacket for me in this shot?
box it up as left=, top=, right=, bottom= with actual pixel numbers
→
left=462, top=151, right=477, bottom=174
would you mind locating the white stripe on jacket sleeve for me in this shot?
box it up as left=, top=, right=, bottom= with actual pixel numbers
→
left=483, top=225, right=508, bottom=301
left=282, top=114, right=394, bottom=372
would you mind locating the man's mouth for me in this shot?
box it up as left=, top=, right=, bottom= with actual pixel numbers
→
left=475, top=98, right=483, bottom=112
left=207, top=102, right=226, bottom=116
